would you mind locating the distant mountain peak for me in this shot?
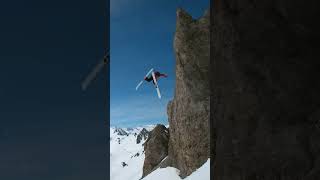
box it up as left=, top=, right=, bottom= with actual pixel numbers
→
left=114, top=127, right=129, bottom=136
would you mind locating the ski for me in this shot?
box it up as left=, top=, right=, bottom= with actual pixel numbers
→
left=136, top=68, right=154, bottom=90
left=152, top=72, right=161, bottom=99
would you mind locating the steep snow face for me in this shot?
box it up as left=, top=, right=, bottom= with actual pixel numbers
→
left=184, top=159, right=210, bottom=180
left=110, top=126, right=154, bottom=180
left=142, top=159, right=210, bottom=180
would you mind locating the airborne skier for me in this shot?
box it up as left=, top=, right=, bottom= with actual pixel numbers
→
left=136, top=68, right=166, bottom=99
left=144, top=71, right=167, bottom=84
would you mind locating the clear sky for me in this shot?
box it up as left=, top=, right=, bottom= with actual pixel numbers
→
left=110, top=0, right=210, bottom=127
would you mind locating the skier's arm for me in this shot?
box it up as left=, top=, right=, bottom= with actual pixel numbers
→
left=159, top=73, right=168, bottom=77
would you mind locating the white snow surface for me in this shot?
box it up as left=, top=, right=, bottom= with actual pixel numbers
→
left=142, top=159, right=210, bottom=180
left=110, top=125, right=210, bottom=180
left=110, top=125, right=155, bottom=180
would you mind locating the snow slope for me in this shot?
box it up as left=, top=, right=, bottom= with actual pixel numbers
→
left=110, top=126, right=210, bottom=180
left=142, top=159, right=210, bottom=180
left=110, top=126, right=154, bottom=180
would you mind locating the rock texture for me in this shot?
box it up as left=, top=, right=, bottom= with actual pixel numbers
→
left=212, top=0, right=320, bottom=179
left=136, top=128, right=149, bottom=144
left=142, top=124, right=169, bottom=178
left=167, top=8, right=210, bottom=178
left=114, top=128, right=128, bottom=136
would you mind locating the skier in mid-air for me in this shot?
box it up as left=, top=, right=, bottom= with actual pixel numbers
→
left=135, top=69, right=166, bottom=99
left=144, top=71, right=167, bottom=84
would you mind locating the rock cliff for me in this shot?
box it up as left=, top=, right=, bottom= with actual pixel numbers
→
left=142, top=124, right=169, bottom=178
left=141, top=8, right=210, bottom=179
left=167, top=8, right=210, bottom=178
left=137, top=128, right=149, bottom=144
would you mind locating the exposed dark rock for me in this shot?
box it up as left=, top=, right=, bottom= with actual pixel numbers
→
left=114, top=128, right=128, bottom=136
left=121, top=162, right=128, bottom=167
left=166, top=8, right=210, bottom=177
left=142, top=124, right=169, bottom=178
left=136, top=128, right=149, bottom=144
left=150, top=156, right=172, bottom=171
left=132, top=152, right=140, bottom=158
left=212, top=0, right=320, bottom=179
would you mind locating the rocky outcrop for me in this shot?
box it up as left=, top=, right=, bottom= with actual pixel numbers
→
left=212, top=0, right=320, bottom=179
left=121, top=162, right=128, bottom=167
left=167, top=8, right=210, bottom=178
left=136, top=128, right=149, bottom=144
left=114, top=128, right=128, bottom=136
left=142, top=124, right=169, bottom=178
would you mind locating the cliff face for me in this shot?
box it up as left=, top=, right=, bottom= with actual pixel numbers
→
left=167, top=8, right=210, bottom=177
left=212, top=0, right=320, bottom=179
left=142, top=124, right=169, bottom=178
left=136, top=128, right=149, bottom=144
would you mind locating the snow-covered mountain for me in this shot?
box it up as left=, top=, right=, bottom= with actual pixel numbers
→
left=110, top=126, right=210, bottom=180
left=110, top=126, right=154, bottom=180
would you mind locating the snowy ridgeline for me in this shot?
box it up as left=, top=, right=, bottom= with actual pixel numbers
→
left=110, top=126, right=210, bottom=180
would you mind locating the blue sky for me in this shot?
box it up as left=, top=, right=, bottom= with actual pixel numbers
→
left=110, top=0, right=210, bottom=127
